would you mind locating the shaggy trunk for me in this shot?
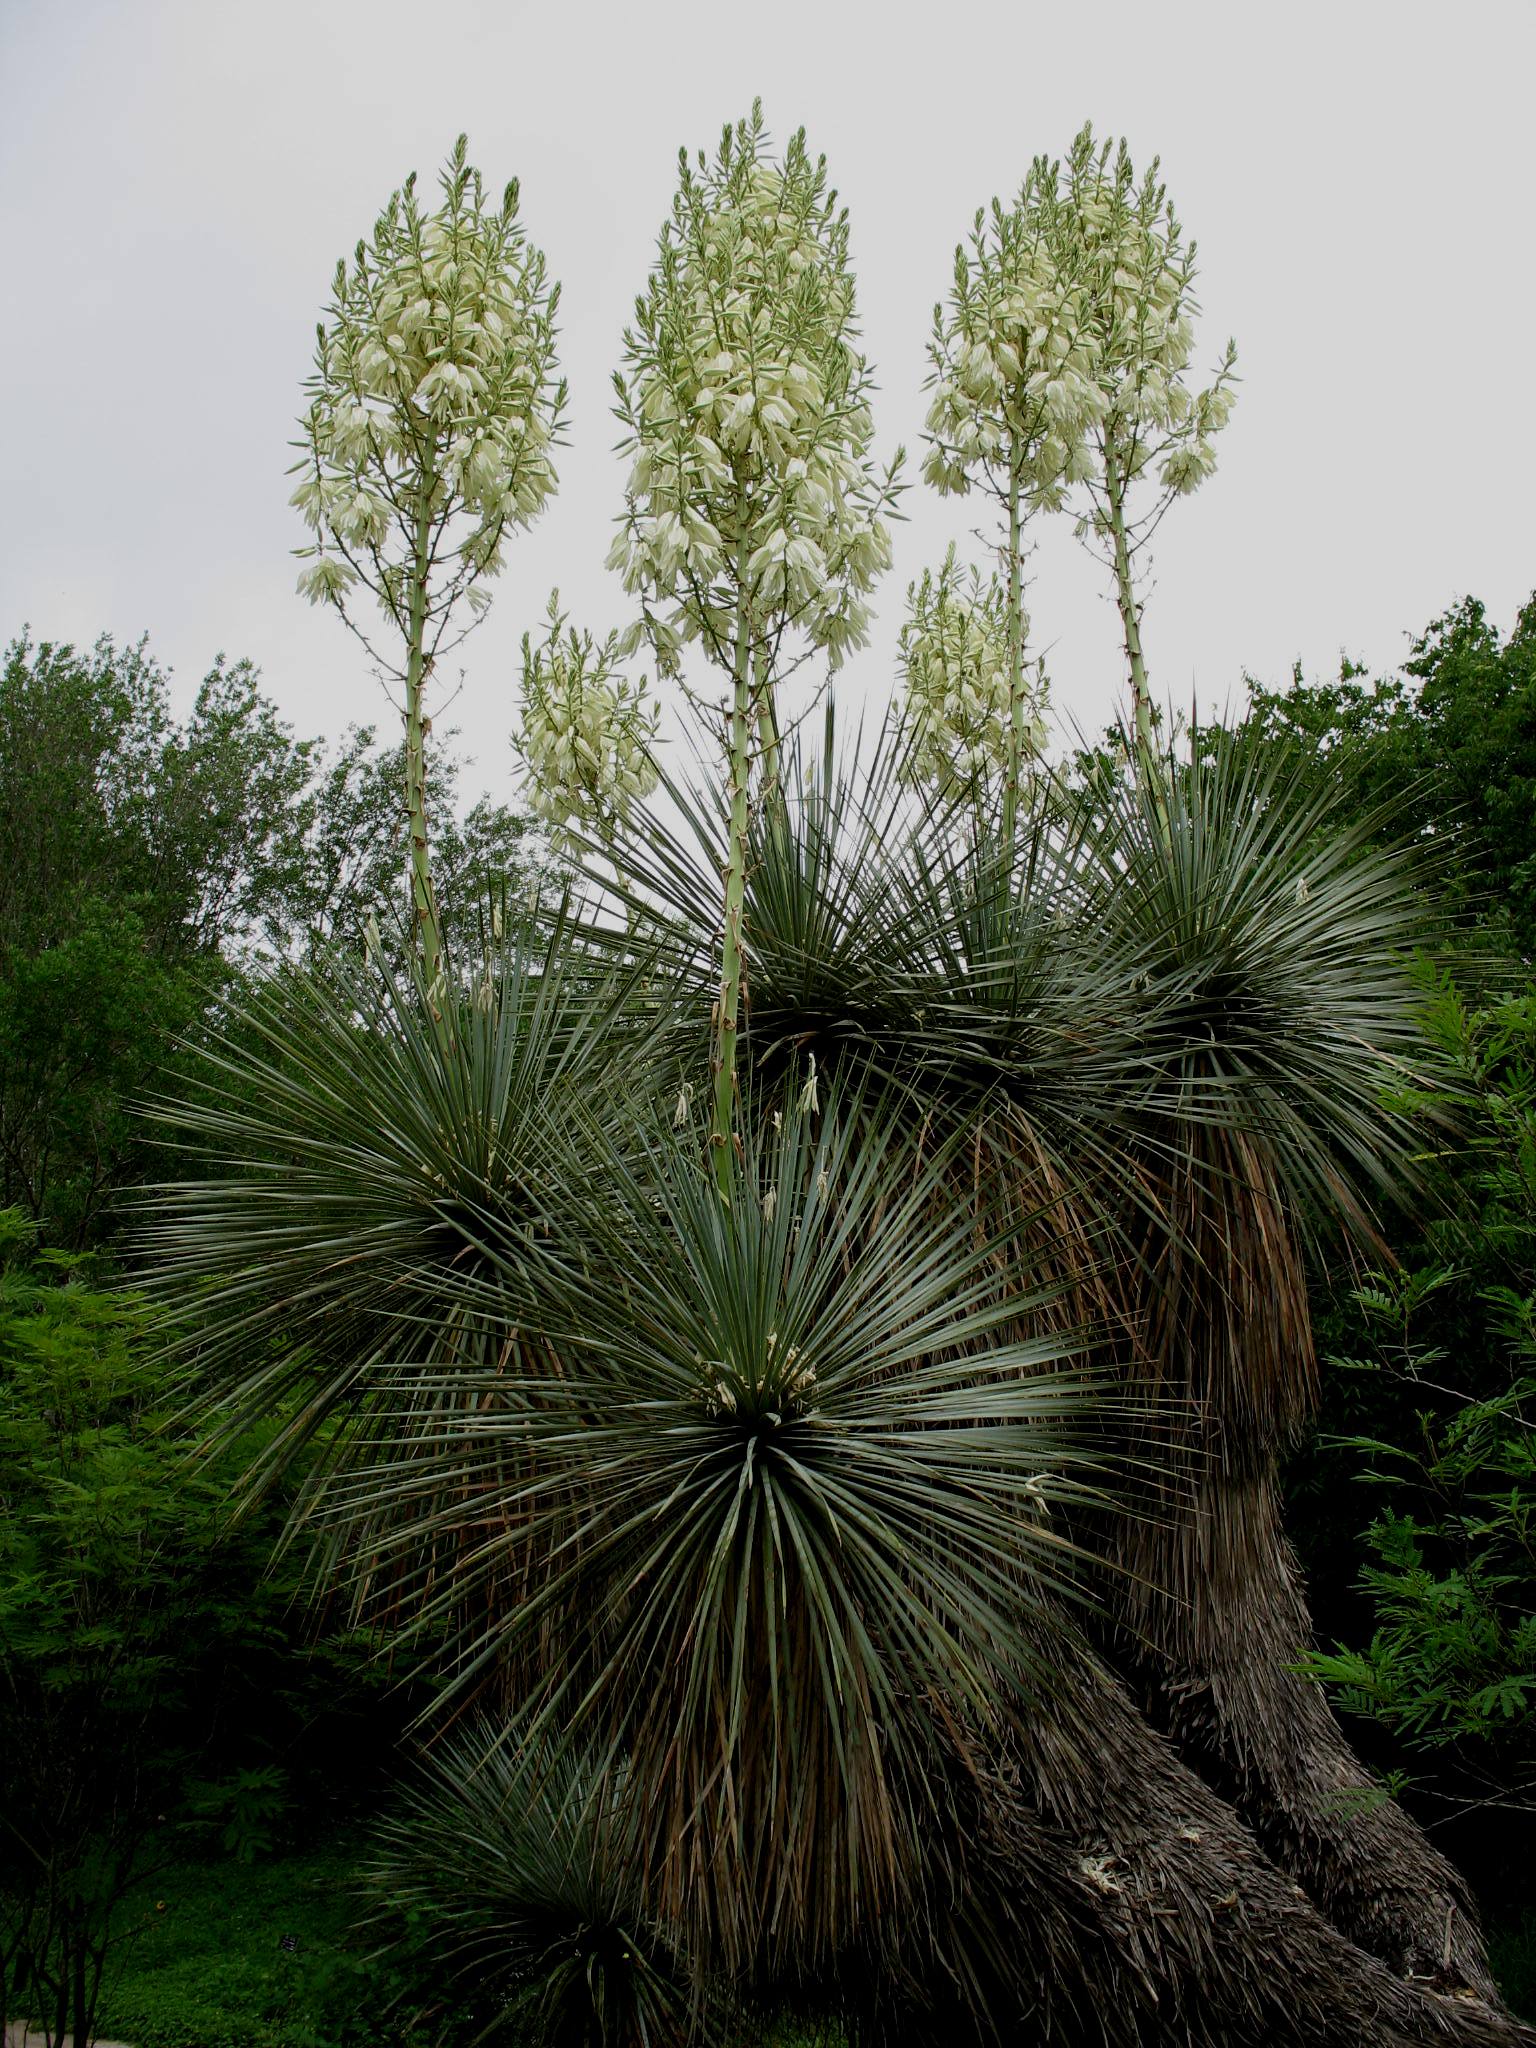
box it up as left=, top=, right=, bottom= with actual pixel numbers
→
left=848, top=1668, right=1531, bottom=2048
left=1104, top=1125, right=1504, bottom=2004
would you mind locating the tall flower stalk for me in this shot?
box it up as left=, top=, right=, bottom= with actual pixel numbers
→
left=291, top=136, right=566, bottom=980
left=924, top=178, right=1099, bottom=834
left=1049, top=124, right=1237, bottom=764
left=608, top=103, right=900, bottom=1192
left=925, top=124, right=1235, bottom=782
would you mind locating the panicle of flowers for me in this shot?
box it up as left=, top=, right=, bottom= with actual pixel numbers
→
left=608, top=101, right=901, bottom=686
left=923, top=164, right=1107, bottom=514
left=514, top=592, right=661, bottom=845
left=1051, top=122, right=1238, bottom=535
left=289, top=135, right=568, bottom=667
left=898, top=545, right=1047, bottom=801
left=923, top=122, right=1237, bottom=530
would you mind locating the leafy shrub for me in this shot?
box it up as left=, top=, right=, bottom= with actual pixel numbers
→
left=1302, top=979, right=1536, bottom=1815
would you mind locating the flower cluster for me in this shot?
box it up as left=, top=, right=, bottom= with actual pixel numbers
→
left=608, top=103, right=900, bottom=683
left=898, top=546, right=1047, bottom=800
left=290, top=136, right=566, bottom=657
left=923, top=172, right=1105, bottom=511
left=923, top=123, right=1236, bottom=525
left=514, top=594, right=660, bottom=843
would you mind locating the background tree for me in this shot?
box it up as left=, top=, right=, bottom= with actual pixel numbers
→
left=0, top=629, right=536, bottom=1248
left=607, top=102, right=900, bottom=1186
left=1300, top=980, right=1535, bottom=1816
left=292, top=134, right=565, bottom=980
left=0, top=1212, right=309, bottom=2048
left=0, top=633, right=304, bottom=1245
left=1221, top=593, right=1536, bottom=957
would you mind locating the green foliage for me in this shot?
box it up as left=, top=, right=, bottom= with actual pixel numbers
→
left=0, top=1207, right=237, bottom=2041
left=1232, top=592, right=1536, bottom=955
left=1301, top=979, right=1536, bottom=1809
left=95, top=1845, right=441, bottom=2048
left=0, top=631, right=539, bottom=1247
left=366, top=1731, right=699, bottom=2047
left=0, top=632, right=259, bottom=1242
left=0, top=1207, right=405, bottom=2043
left=92, top=1838, right=841, bottom=2048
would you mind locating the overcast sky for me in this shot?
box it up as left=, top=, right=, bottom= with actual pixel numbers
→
left=3, top=0, right=1533, bottom=802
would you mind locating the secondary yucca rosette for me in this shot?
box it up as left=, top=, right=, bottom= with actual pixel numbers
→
left=514, top=593, right=660, bottom=846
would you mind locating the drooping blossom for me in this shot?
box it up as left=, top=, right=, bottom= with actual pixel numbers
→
left=609, top=102, right=901, bottom=693
left=514, top=593, right=660, bottom=845
left=898, top=545, right=1048, bottom=802
left=291, top=134, right=566, bottom=663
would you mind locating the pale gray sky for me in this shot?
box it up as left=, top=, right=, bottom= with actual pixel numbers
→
left=3, top=0, right=1533, bottom=797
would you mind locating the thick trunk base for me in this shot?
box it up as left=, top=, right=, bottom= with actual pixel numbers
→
left=844, top=1674, right=1530, bottom=2048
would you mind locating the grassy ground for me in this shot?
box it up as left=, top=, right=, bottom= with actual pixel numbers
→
left=94, top=1847, right=418, bottom=2048
left=87, top=1841, right=1536, bottom=2046
left=92, top=1842, right=835, bottom=2048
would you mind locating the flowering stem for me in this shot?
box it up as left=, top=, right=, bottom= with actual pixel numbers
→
left=710, top=522, right=754, bottom=1199
left=757, top=645, right=781, bottom=802
left=1003, top=455, right=1026, bottom=844
left=1103, top=441, right=1153, bottom=766
left=404, top=484, right=445, bottom=985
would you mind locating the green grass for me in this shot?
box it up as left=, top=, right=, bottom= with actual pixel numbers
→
left=95, top=1844, right=431, bottom=2048
left=97, top=1839, right=1528, bottom=2046
left=92, top=1843, right=840, bottom=2048
left=1490, top=1910, right=1536, bottom=2025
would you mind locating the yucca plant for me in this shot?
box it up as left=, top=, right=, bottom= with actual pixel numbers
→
left=1062, top=730, right=1506, bottom=1994
left=435, top=1083, right=1115, bottom=1978
left=136, top=738, right=1536, bottom=2044
left=138, top=911, right=672, bottom=1654
left=365, top=1727, right=699, bottom=2047
left=577, top=711, right=1527, bottom=2032
left=137, top=906, right=1124, bottom=1992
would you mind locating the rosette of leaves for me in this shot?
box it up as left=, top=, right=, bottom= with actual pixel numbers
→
left=365, top=1728, right=701, bottom=2047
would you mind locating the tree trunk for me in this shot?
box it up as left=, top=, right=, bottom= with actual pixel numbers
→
left=1118, top=1476, right=1499, bottom=1997
left=1101, top=1125, right=1504, bottom=2004
left=848, top=1671, right=1531, bottom=2048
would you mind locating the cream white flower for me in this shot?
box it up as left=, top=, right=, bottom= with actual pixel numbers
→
left=898, top=545, right=1047, bottom=801
left=609, top=103, right=901, bottom=691
left=928, top=124, right=1237, bottom=758
left=289, top=135, right=566, bottom=660
left=513, top=591, right=661, bottom=844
